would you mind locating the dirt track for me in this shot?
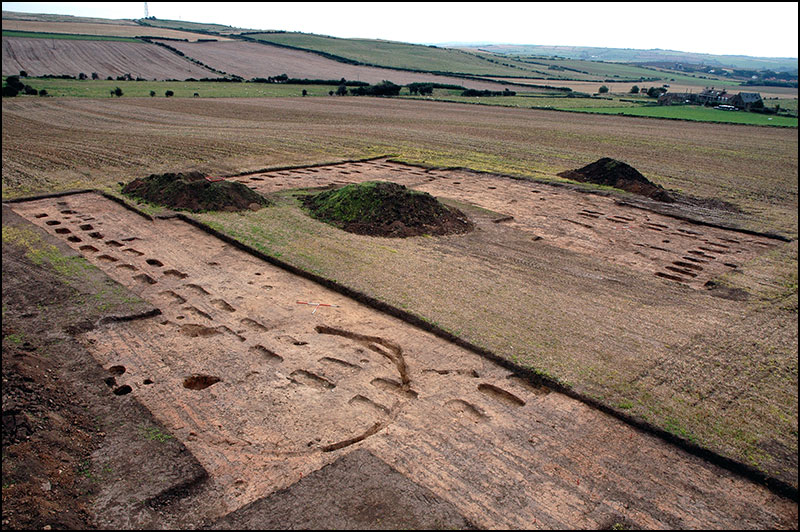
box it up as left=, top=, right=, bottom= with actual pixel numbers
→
left=8, top=176, right=796, bottom=528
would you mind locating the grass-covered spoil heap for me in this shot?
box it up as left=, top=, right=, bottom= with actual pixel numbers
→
left=122, top=171, right=269, bottom=212
left=558, top=157, right=674, bottom=202
left=302, top=181, right=473, bottom=237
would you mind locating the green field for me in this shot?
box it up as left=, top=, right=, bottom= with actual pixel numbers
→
left=401, top=89, right=797, bottom=127
left=478, top=52, right=670, bottom=81
left=246, top=32, right=548, bottom=77
left=6, top=78, right=794, bottom=128
left=4, top=78, right=338, bottom=98
left=1, top=29, right=139, bottom=42
left=133, top=18, right=253, bottom=34
left=573, top=104, right=798, bottom=127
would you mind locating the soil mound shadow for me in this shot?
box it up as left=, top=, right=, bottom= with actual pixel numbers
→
left=558, top=158, right=674, bottom=202
left=208, top=448, right=473, bottom=530
left=122, top=171, right=269, bottom=213
left=302, top=181, right=473, bottom=238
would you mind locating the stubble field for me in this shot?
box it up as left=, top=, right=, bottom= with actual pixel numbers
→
left=2, top=96, right=798, bottom=526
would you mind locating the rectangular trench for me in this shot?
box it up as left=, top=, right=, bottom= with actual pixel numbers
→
left=8, top=191, right=796, bottom=529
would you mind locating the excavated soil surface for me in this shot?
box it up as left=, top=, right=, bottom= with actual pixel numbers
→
left=234, top=158, right=780, bottom=290
left=302, top=181, right=473, bottom=237
left=122, top=171, right=268, bottom=213
left=5, top=181, right=796, bottom=529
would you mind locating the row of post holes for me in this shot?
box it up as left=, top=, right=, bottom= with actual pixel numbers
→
left=106, top=365, right=220, bottom=394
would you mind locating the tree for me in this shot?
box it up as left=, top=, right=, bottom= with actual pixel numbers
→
left=91, top=72, right=99, bottom=80
left=2, top=85, right=20, bottom=97
left=165, top=90, right=174, bottom=97
left=336, top=84, right=348, bottom=96
left=598, top=85, right=609, bottom=94
left=302, top=89, right=307, bottom=97
left=78, top=72, right=88, bottom=80
left=647, top=86, right=666, bottom=98
left=150, top=90, right=156, bottom=97
left=114, top=86, right=123, bottom=97
left=328, top=90, right=334, bottom=96
left=19, top=70, right=28, bottom=78
left=630, top=85, right=640, bottom=94
left=38, top=89, right=48, bottom=97
left=5, top=76, right=24, bottom=93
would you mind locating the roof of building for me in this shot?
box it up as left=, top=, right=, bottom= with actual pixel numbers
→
left=737, top=92, right=763, bottom=102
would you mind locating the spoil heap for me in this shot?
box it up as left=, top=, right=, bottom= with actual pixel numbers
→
left=558, top=158, right=674, bottom=202
left=303, top=181, right=473, bottom=237
left=122, top=171, right=269, bottom=212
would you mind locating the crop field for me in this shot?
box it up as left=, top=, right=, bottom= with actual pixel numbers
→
left=6, top=78, right=340, bottom=99
left=474, top=52, right=670, bottom=81
left=2, top=96, right=797, bottom=528
left=2, top=29, right=140, bottom=42
left=246, top=32, right=552, bottom=77
left=153, top=39, right=518, bottom=89
left=490, top=77, right=799, bottom=100
left=0, top=19, right=232, bottom=41
left=134, top=17, right=255, bottom=35
left=1, top=37, right=215, bottom=79
left=574, top=104, right=798, bottom=127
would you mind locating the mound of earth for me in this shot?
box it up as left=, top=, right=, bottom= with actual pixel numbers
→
left=122, top=171, right=269, bottom=212
left=302, top=181, right=473, bottom=238
left=557, top=158, right=674, bottom=203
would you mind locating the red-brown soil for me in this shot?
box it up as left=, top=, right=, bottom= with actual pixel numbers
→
left=4, top=186, right=796, bottom=529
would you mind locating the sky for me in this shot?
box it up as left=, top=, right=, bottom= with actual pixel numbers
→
left=2, top=2, right=798, bottom=58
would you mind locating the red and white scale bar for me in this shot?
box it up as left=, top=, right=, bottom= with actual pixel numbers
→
left=296, top=301, right=341, bottom=314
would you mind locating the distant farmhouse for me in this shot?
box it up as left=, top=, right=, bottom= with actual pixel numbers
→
left=729, top=92, right=764, bottom=110
left=658, top=87, right=763, bottom=110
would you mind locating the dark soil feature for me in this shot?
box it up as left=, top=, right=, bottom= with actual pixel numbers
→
left=183, top=374, right=222, bottom=390
left=302, top=181, right=473, bottom=238
left=558, top=158, right=675, bottom=203
left=122, top=171, right=270, bottom=213
left=208, top=448, right=475, bottom=530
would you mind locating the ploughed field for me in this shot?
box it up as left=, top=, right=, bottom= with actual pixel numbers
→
left=151, top=39, right=517, bottom=90
left=2, top=96, right=798, bottom=527
left=1, top=37, right=216, bottom=80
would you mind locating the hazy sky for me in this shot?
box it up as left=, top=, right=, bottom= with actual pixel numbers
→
left=3, top=2, right=798, bottom=58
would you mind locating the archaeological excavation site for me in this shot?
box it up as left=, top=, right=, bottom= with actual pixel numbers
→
left=3, top=158, right=795, bottom=529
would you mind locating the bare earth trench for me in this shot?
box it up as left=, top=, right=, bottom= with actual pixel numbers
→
left=5, top=160, right=797, bottom=529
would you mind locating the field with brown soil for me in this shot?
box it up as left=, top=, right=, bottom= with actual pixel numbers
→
left=151, top=39, right=519, bottom=89
left=1, top=19, right=232, bottom=41
left=2, top=96, right=797, bottom=528
left=489, top=77, right=800, bottom=100
left=1, top=37, right=216, bottom=80
left=3, top=97, right=796, bottom=237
